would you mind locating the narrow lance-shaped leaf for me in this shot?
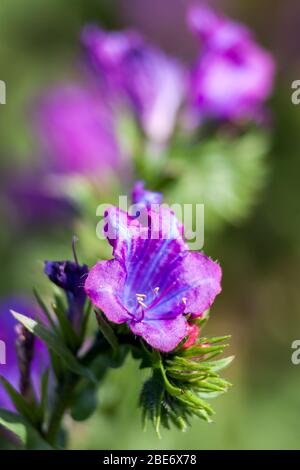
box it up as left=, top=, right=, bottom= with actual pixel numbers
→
left=38, top=368, right=50, bottom=420
left=95, top=310, right=119, bottom=356
left=0, top=408, right=52, bottom=450
left=52, top=292, right=80, bottom=351
left=80, top=300, right=92, bottom=343
left=0, top=376, right=40, bottom=425
left=11, top=311, right=96, bottom=384
left=33, top=288, right=59, bottom=334
left=205, top=355, right=235, bottom=372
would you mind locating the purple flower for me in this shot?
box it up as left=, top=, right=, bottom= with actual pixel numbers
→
left=0, top=298, right=48, bottom=410
left=187, top=4, right=275, bottom=122
left=36, top=83, right=123, bottom=176
left=131, top=181, right=162, bottom=208
left=82, top=25, right=186, bottom=144
left=85, top=186, right=221, bottom=352
left=44, top=261, right=88, bottom=331
left=4, top=170, right=76, bottom=227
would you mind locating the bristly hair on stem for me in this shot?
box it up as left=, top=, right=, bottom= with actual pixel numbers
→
left=139, top=332, right=234, bottom=436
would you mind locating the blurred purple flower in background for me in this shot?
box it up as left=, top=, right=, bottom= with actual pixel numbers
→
left=5, top=81, right=128, bottom=228
left=82, top=25, right=186, bottom=144
left=118, top=0, right=197, bottom=60
left=187, top=3, right=275, bottom=122
left=85, top=185, right=221, bottom=352
left=3, top=3, right=276, bottom=235
left=36, top=83, right=123, bottom=177
left=5, top=170, right=76, bottom=227
left=0, top=298, right=48, bottom=410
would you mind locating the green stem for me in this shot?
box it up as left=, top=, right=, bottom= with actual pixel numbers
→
left=46, top=374, right=77, bottom=446
left=44, top=336, right=125, bottom=446
left=45, top=341, right=105, bottom=446
left=44, top=333, right=144, bottom=447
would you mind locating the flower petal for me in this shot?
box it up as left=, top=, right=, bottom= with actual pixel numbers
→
left=131, top=180, right=162, bottom=207
left=104, top=206, right=145, bottom=262
left=183, top=252, right=222, bottom=317
left=82, top=25, right=185, bottom=143
left=84, top=259, right=130, bottom=323
left=137, top=50, right=186, bottom=143
left=129, top=315, right=187, bottom=352
left=187, top=4, right=221, bottom=42
left=124, top=209, right=187, bottom=309
left=146, top=251, right=222, bottom=319
left=187, top=4, right=275, bottom=122
left=104, top=206, right=186, bottom=307
left=188, top=4, right=250, bottom=51
left=37, top=83, right=122, bottom=175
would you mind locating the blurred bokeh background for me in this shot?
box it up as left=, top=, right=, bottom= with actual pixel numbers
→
left=1, top=0, right=300, bottom=450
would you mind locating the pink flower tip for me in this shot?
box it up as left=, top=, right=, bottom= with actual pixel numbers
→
left=181, top=323, right=200, bottom=349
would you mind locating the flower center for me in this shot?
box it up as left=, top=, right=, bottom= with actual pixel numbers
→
left=135, top=293, right=147, bottom=309
left=133, top=287, right=160, bottom=321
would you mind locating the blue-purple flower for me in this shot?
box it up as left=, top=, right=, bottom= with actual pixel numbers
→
left=85, top=185, right=221, bottom=352
left=44, top=261, right=88, bottom=331
left=36, top=83, right=123, bottom=176
left=82, top=25, right=186, bottom=144
left=187, top=4, right=275, bottom=122
left=0, top=298, right=48, bottom=410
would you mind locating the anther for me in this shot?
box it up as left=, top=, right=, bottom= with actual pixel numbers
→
left=136, top=293, right=146, bottom=299
left=137, top=299, right=147, bottom=309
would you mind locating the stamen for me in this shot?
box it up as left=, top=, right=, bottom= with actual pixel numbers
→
left=137, top=299, right=147, bottom=309
left=182, top=297, right=187, bottom=305
left=153, top=287, right=160, bottom=294
left=136, top=293, right=146, bottom=299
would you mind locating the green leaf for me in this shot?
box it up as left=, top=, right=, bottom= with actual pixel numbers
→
left=80, top=300, right=92, bottom=343
left=192, top=380, right=226, bottom=393
left=95, top=310, right=120, bottom=356
left=0, top=376, right=39, bottom=425
left=199, top=335, right=231, bottom=345
left=205, top=355, right=235, bottom=372
left=139, top=370, right=165, bottom=438
left=49, top=350, right=64, bottom=380
left=167, top=130, right=270, bottom=232
left=33, top=288, right=59, bottom=334
left=176, top=389, right=214, bottom=416
left=137, top=318, right=233, bottom=433
left=11, top=311, right=96, bottom=384
left=167, top=356, right=212, bottom=372
left=180, top=343, right=229, bottom=358
left=70, top=383, right=98, bottom=422
left=0, top=409, right=52, bottom=450
left=38, top=369, right=49, bottom=419
left=52, top=292, right=80, bottom=351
